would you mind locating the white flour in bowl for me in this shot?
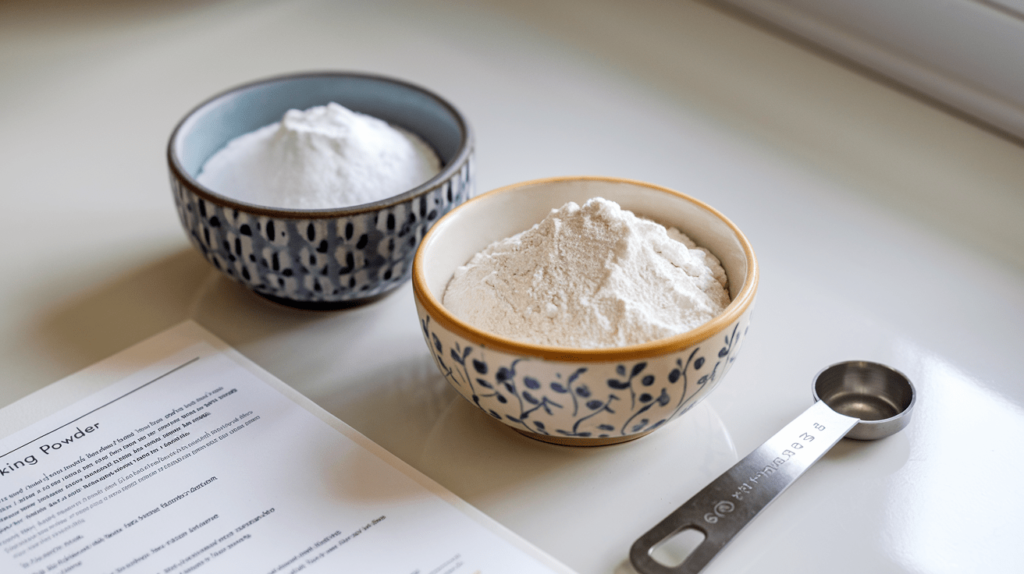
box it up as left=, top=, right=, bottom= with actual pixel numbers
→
left=197, top=102, right=441, bottom=210
left=442, top=197, right=730, bottom=349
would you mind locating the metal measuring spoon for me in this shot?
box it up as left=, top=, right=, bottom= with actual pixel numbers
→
left=630, top=361, right=916, bottom=574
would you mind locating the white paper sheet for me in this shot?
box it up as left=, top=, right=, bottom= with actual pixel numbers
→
left=0, top=322, right=574, bottom=574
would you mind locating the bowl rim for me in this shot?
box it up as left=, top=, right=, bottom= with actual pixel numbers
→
left=167, top=70, right=474, bottom=219
left=412, top=175, right=759, bottom=362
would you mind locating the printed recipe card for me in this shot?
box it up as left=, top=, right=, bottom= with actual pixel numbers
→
left=0, top=322, right=574, bottom=574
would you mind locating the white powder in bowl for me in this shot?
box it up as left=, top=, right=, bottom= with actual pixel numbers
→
left=442, top=197, right=731, bottom=348
left=196, top=102, right=441, bottom=210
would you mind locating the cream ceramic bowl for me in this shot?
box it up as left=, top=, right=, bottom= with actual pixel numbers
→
left=412, top=177, right=758, bottom=446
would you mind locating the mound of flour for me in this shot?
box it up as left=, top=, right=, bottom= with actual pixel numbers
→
left=442, top=198, right=730, bottom=348
left=197, top=102, right=441, bottom=210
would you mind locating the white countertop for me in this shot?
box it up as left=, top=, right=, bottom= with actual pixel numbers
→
left=2, top=0, right=1023, bottom=572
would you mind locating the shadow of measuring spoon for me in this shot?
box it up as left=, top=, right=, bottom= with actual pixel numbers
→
left=630, top=360, right=917, bottom=574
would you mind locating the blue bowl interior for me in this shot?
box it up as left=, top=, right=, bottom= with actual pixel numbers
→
left=174, top=74, right=465, bottom=178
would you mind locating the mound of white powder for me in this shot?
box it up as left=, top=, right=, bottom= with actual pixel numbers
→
left=197, top=102, right=441, bottom=210
left=442, top=198, right=730, bottom=348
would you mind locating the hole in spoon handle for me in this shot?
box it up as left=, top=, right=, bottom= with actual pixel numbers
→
left=630, top=401, right=858, bottom=574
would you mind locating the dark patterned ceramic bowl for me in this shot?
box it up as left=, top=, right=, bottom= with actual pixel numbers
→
left=168, top=72, right=473, bottom=309
left=413, top=177, right=758, bottom=446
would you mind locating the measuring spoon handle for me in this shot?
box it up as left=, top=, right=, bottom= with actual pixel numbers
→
left=630, top=400, right=859, bottom=574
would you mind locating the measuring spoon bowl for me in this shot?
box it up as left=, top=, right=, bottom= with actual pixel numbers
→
left=814, top=361, right=915, bottom=441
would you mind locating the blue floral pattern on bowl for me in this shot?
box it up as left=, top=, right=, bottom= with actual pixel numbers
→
left=416, top=300, right=753, bottom=444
